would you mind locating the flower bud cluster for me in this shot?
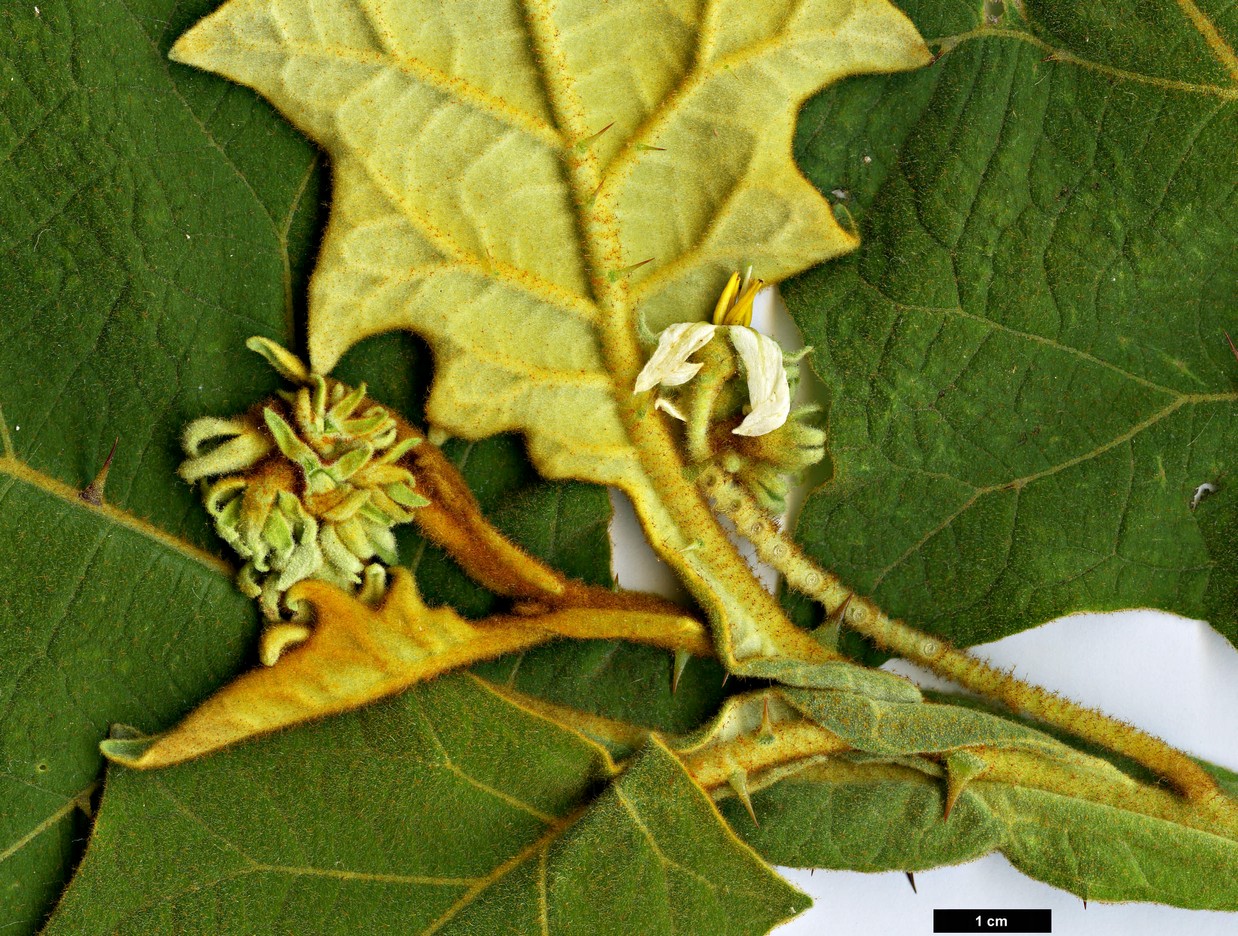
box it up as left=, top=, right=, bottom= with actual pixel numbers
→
left=634, top=270, right=826, bottom=512
left=179, top=338, right=428, bottom=623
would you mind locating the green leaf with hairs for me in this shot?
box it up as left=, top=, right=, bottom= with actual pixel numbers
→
left=785, top=0, right=1238, bottom=655
left=0, top=0, right=316, bottom=926
left=43, top=676, right=808, bottom=936
left=0, top=3, right=620, bottom=929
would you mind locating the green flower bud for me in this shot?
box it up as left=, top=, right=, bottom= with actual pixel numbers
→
left=637, top=310, right=824, bottom=514
left=179, top=338, right=427, bottom=630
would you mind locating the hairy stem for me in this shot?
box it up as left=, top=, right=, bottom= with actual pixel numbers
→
left=698, top=468, right=1222, bottom=803
left=509, top=604, right=714, bottom=658
left=518, top=3, right=839, bottom=670
left=977, top=748, right=1238, bottom=839
left=402, top=411, right=689, bottom=619
left=681, top=720, right=851, bottom=793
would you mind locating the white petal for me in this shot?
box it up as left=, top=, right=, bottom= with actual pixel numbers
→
left=634, top=322, right=718, bottom=393
left=654, top=397, right=687, bottom=421
left=728, top=326, right=791, bottom=436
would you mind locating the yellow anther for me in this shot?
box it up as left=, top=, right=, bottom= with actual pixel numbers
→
left=712, top=272, right=741, bottom=325
left=711, top=267, right=765, bottom=327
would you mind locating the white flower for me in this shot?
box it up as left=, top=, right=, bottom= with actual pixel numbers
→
left=633, top=322, right=717, bottom=392
left=634, top=321, right=791, bottom=437
left=726, top=326, right=790, bottom=436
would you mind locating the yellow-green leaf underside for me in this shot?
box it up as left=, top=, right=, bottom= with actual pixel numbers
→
left=173, top=0, right=925, bottom=480
left=171, top=0, right=931, bottom=666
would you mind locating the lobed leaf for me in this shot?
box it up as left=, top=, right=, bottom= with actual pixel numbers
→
left=45, top=676, right=808, bottom=935
left=169, top=0, right=932, bottom=668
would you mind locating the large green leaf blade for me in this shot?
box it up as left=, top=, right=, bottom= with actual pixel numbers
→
left=0, top=464, right=257, bottom=929
left=0, top=0, right=321, bottom=548
left=44, top=677, right=807, bottom=935
left=43, top=676, right=610, bottom=934
left=785, top=0, right=1238, bottom=653
left=0, top=0, right=322, bottom=926
left=0, top=4, right=628, bottom=927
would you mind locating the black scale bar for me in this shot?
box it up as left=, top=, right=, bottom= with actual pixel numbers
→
left=934, top=909, right=1052, bottom=933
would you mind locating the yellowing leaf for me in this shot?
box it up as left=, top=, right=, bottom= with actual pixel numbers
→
left=171, top=0, right=930, bottom=668
left=102, top=567, right=714, bottom=768
left=99, top=569, right=542, bottom=768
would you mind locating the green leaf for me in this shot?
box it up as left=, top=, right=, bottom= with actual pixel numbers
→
left=989, top=784, right=1238, bottom=907
left=0, top=475, right=255, bottom=931
left=0, top=4, right=617, bottom=929
left=0, top=0, right=319, bottom=926
left=723, top=758, right=1006, bottom=872
left=43, top=676, right=808, bottom=935
left=785, top=0, right=1238, bottom=653
left=725, top=755, right=1238, bottom=908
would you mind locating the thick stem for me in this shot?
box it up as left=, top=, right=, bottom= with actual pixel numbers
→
left=681, top=720, right=851, bottom=793
left=394, top=410, right=698, bottom=622
left=518, top=5, right=837, bottom=671
left=977, top=748, right=1238, bottom=839
left=699, top=468, right=1222, bottom=804
left=509, top=605, right=713, bottom=658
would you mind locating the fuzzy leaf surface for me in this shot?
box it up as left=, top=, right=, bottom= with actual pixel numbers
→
left=169, top=0, right=932, bottom=667
left=169, top=0, right=926, bottom=481
left=725, top=755, right=1238, bottom=909
left=785, top=0, right=1238, bottom=652
left=0, top=3, right=616, bottom=929
left=0, top=0, right=319, bottom=926
left=45, top=677, right=808, bottom=935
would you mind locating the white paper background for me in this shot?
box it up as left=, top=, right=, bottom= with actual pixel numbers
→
left=608, top=291, right=1238, bottom=934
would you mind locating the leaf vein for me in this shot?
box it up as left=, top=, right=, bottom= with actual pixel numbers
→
left=0, top=782, right=96, bottom=867
left=871, top=392, right=1237, bottom=587
left=1173, top=0, right=1238, bottom=80
left=413, top=696, right=560, bottom=825
left=116, top=0, right=281, bottom=232
left=613, top=787, right=718, bottom=893
left=251, top=863, right=481, bottom=887
left=0, top=456, right=231, bottom=577
left=931, top=27, right=1238, bottom=99
left=273, top=37, right=565, bottom=149
left=349, top=153, right=599, bottom=323
left=880, top=291, right=1187, bottom=397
